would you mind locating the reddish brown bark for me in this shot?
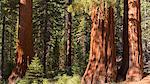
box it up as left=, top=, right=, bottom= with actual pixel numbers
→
left=106, top=6, right=117, bottom=82
left=8, top=0, right=33, bottom=83
left=126, top=0, right=143, bottom=81
left=81, top=5, right=106, bottom=84
left=81, top=2, right=117, bottom=83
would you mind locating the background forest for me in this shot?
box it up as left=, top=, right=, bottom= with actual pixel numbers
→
left=0, top=0, right=150, bottom=84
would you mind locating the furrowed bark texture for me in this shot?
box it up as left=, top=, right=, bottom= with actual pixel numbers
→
left=106, top=6, right=117, bottom=82
left=126, top=0, right=143, bottom=81
left=8, top=0, right=33, bottom=83
left=81, top=2, right=117, bottom=84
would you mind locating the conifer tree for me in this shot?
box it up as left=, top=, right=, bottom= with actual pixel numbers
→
left=126, top=0, right=143, bottom=81
left=8, top=0, right=33, bottom=83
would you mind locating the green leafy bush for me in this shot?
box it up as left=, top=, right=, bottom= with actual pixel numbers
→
left=25, top=56, right=44, bottom=79
left=56, top=74, right=81, bottom=84
left=42, top=79, right=50, bottom=84
left=17, top=56, right=47, bottom=84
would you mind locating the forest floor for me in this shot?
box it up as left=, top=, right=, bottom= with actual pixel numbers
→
left=49, top=74, right=150, bottom=84
left=118, top=75, right=150, bottom=84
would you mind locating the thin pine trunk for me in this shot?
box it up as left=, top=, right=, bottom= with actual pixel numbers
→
left=65, top=0, right=72, bottom=75
left=43, top=0, right=48, bottom=77
left=1, top=16, right=5, bottom=80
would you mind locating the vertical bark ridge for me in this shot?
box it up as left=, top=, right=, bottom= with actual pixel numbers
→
left=106, top=6, right=117, bottom=82
left=81, top=4, right=106, bottom=83
left=8, top=0, right=33, bottom=83
left=126, top=0, right=143, bottom=81
left=81, top=1, right=117, bottom=83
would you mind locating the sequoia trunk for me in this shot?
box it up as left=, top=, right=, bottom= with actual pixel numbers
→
left=106, top=6, right=117, bottom=82
left=8, top=0, right=33, bottom=83
left=81, top=2, right=117, bottom=83
left=126, top=0, right=143, bottom=81
left=81, top=5, right=106, bottom=84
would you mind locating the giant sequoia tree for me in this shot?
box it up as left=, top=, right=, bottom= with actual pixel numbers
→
left=118, top=0, right=143, bottom=81
left=125, top=0, right=143, bottom=81
left=8, top=0, right=33, bottom=83
left=81, top=0, right=117, bottom=83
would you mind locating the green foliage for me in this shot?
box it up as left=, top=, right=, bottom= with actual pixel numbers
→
left=32, top=0, right=65, bottom=77
left=68, top=0, right=93, bottom=14
left=0, top=80, right=2, bottom=84
left=17, top=56, right=45, bottom=84
left=141, top=0, right=150, bottom=41
left=31, top=80, right=38, bottom=84
left=72, top=13, right=91, bottom=75
left=25, top=56, right=44, bottom=79
left=0, top=0, right=18, bottom=81
left=3, top=62, right=14, bottom=79
left=17, top=79, right=30, bottom=84
left=69, top=0, right=116, bottom=15
left=42, top=79, right=50, bottom=84
left=56, top=74, right=81, bottom=84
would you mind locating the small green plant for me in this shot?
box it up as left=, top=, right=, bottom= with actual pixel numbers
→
left=17, top=79, right=29, bottom=84
left=31, top=80, right=38, bottom=84
left=17, top=56, right=45, bottom=84
left=56, top=74, right=81, bottom=84
left=42, top=78, right=50, bottom=84
left=0, top=80, right=2, bottom=84
left=25, top=56, right=44, bottom=79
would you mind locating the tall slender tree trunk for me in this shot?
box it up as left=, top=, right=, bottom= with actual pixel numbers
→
left=1, top=16, right=5, bottom=80
left=43, top=0, right=48, bottom=77
left=8, top=0, right=33, bottom=83
left=126, top=0, right=143, bottom=81
left=65, top=0, right=72, bottom=75
left=117, top=0, right=129, bottom=81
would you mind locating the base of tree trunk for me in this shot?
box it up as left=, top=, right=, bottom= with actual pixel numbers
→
left=8, top=72, right=20, bottom=84
left=8, top=64, right=26, bottom=84
left=126, top=66, right=143, bottom=81
left=106, top=68, right=117, bottom=82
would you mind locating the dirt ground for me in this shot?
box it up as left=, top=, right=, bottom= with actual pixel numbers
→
left=118, top=75, right=150, bottom=84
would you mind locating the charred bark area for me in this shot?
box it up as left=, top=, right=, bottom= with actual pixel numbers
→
left=8, top=0, right=33, bottom=83
left=126, top=0, right=143, bottom=81
left=117, top=0, right=129, bottom=81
